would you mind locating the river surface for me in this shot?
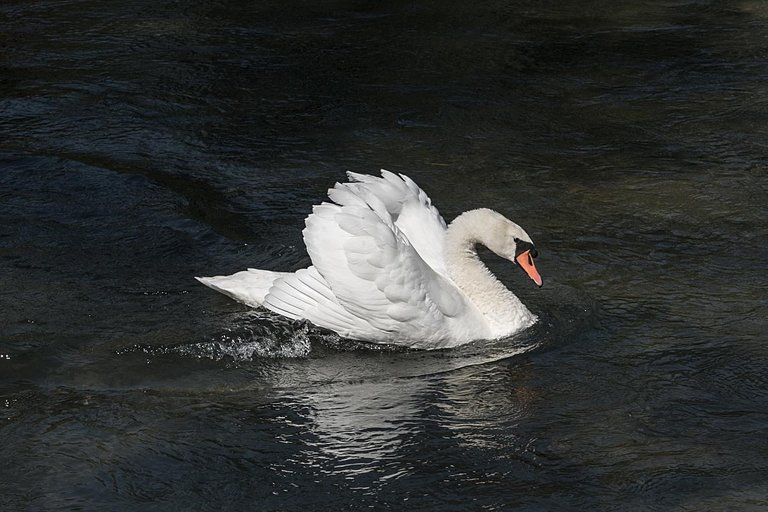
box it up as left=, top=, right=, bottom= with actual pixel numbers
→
left=2, top=1, right=767, bottom=510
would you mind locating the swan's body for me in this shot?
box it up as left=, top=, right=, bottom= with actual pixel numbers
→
left=197, top=170, right=542, bottom=349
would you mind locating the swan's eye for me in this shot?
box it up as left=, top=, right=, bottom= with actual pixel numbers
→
left=514, top=239, right=537, bottom=259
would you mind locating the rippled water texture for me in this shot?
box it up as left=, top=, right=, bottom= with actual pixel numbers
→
left=2, top=0, right=768, bottom=510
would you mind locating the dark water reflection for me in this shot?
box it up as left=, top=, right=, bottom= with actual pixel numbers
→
left=2, top=0, right=768, bottom=510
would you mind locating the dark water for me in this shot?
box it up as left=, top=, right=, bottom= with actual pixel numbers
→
left=2, top=0, right=768, bottom=509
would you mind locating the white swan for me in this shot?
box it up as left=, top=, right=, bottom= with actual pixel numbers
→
left=197, top=170, right=543, bottom=349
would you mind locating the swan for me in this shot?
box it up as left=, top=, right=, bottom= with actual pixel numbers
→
left=196, top=170, right=543, bottom=349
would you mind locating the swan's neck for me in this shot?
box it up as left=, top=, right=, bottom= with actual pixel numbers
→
left=444, top=209, right=535, bottom=336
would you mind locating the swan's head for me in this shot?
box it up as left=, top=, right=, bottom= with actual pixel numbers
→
left=480, top=209, right=543, bottom=287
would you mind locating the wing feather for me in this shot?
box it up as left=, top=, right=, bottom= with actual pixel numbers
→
left=342, top=170, right=449, bottom=276
left=302, top=173, right=481, bottom=345
left=262, top=267, right=372, bottom=336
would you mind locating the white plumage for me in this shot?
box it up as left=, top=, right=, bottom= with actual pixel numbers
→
left=197, top=170, right=542, bottom=349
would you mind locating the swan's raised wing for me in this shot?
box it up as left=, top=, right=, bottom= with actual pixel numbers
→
left=328, top=170, right=449, bottom=276
left=293, top=186, right=483, bottom=347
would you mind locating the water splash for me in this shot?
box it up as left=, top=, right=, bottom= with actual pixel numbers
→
left=174, top=326, right=313, bottom=360
left=117, top=313, right=315, bottom=361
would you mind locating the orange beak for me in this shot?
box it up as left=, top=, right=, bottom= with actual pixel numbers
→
left=515, top=249, right=543, bottom=287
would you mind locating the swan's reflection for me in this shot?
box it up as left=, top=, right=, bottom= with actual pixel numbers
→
left=273, top=345, right=538, bottom=480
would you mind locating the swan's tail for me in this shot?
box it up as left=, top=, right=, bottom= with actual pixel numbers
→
left=195, top=269, right=289, bottom=307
